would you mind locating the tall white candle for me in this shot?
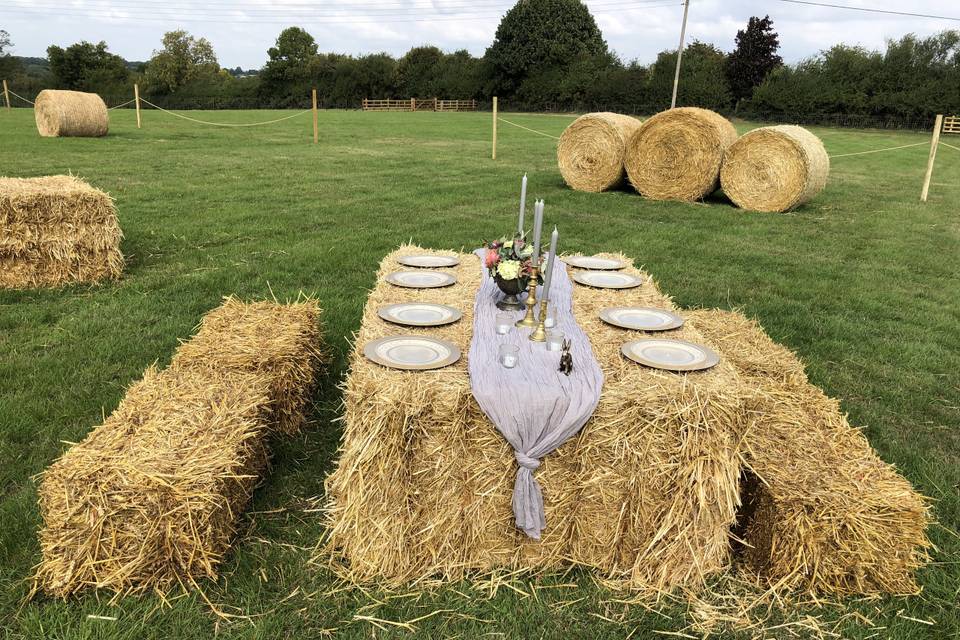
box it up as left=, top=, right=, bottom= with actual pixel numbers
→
left=518, top=174, right=527, bottom=236
left=531, top=200, right=544, bottom=262
left=541, top=227, right=559, bottom=301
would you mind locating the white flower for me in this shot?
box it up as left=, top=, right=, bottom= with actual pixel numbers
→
left=497, top=260, right=520, bottom=280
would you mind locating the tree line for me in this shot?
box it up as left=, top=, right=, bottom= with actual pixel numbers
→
left=1, top=0, right=958, bottom=125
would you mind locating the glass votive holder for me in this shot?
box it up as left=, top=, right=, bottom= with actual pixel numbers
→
left=546, top=330, right=565, bottom=352
left=543, top=310, right=556, bottom=329
left=495, top=312, right=514, bottom=335
left=498, top=343, right=519, bottom=368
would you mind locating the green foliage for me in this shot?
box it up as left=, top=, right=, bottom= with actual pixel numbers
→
left=726, top=15, right=782, bottom=102
left=143, top=30, right=219, bottom=94
left=648, top=41, right=733, bottom=111
left=0, top=29, right=20, bottom=79
left=46, top=40, right=129, bottom=92
left=484, top=0, right=609, bottom=93
left=260, top=27, right=319, bottom=99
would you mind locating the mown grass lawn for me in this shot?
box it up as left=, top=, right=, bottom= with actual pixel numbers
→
left=1, top=107, right=958, bottom=639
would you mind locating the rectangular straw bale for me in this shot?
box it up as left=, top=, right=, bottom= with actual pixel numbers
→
left=0, top=175, right=123, bottom=288
left=169, top=296, right=323, bottom=435
left=35, top=366, right=272, bottom=597
left=323, top=248, right=747, bottom=592
left=687, top=309, right=931, bottom=596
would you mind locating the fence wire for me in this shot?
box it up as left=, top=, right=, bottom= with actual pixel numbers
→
left=138, top=98, right=312, bottom=127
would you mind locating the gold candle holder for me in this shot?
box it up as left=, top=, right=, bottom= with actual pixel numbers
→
left=529, top=299, right=548, bottom=342
left=515, top=267, right=539, bottom=328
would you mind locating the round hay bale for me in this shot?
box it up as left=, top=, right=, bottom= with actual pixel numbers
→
left=557, top=112, right=643, bottom=192
left=720, top=125, right=830, bottom=212
left=34, top=90, right=108, bottom=138
left=624, top=107, right=738, bottom=201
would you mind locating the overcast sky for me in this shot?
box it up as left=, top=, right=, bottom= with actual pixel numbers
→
left=2, top=0, right=957, bottom=68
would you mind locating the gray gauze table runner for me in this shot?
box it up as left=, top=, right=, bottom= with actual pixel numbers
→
left=468, top=249, right=604, bottom=539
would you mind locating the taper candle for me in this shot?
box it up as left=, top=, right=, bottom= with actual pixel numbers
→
left=531, top=200, right=544, bottom=260
left=541, top=227, right=558, bottom=301
left=518, top=174, right=527, bottom=236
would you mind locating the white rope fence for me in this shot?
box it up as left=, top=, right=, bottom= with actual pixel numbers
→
left=940, top=140, right=960, bottom=152
left=138, top=98, right=312, bottom=127
left=828, top=141, right=929, bottom=159
left=8, top=90, right=34, bottom=105
left=107, top=98, right=136, bottom=110
left=497, top=117, right=561, bottom=140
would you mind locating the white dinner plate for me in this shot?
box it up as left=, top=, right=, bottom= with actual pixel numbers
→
left=565, top=255, right=627, bottom=270
left=397, top=254, right=460, bottom=268
left=363, top=336, right=461, bottom=370
left=385, top=270, right=457, bottom=288
left=621, top=339, right=719, bottom=372
left=378, top=303, right=462, bottom=327
left=573, top=270, right=642, bottom=289
left=600, top=307, right=684, bottom=331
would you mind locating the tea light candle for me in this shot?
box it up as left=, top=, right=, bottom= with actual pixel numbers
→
left=495, top=311, right=513, bottom=335
left=546, top=330, right=564, bottom=352
left=499, top=343, right=519, bottom=368
left=543, top=309, right=556, bottom=329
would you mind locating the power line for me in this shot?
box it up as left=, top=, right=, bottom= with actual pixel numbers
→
left=776, top=0, right=960, bottom=22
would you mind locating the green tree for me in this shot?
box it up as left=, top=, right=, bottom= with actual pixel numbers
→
left=484, top=0, right=609, bottom=93
left=260, top=27, right=318, bottom=98
left=46, top=40, right=129, bottom=91
left=0, top=29, right=21, bottom=79
left=726, top=15, right=782, bottom=102
left=649, top=41, right=733, bottom=110
left=143, top=30, right=219, bottom=93
left=396, top=46, right=444, bottom=96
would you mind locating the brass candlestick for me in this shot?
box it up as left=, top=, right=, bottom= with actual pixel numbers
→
left=515, top=266, right=539, bottom=328
left=529, top=299, right=548, bottom=342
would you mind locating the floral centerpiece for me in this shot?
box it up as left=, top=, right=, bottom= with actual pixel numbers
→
left=485, top=236, right=541, bottom=310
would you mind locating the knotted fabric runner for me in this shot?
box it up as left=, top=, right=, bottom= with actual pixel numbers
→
left=469, top=250, right=604, bottom=539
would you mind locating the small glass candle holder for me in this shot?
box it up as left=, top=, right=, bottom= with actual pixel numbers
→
left=545, top=330, right=565, bottom=352
left=495, top=312, right=514, bottom=335
left=543, top=309, right=556, bottom=329
left=498, top=343, right=519, bottom=368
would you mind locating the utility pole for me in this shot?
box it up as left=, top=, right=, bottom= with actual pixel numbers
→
left=670, top=0, right=691, bottom=109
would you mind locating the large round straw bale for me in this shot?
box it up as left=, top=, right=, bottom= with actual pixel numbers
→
left=34, top=90, right=109, bottom=138
left=624, top=107, right=737, bottom=201
left=720, top=125, right=830, bottom=212
left=557, top=112, right=643, bottom=192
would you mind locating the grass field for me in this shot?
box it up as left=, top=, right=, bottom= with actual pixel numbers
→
left=1, top=107, right=958, bottom=639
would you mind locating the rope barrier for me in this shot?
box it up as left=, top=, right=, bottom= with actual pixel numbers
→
left=939, top=140, right=960, bottom=152
left=497, top=117, right=561, bottom=140
left=107, top=98, right=136, bottom=110
left=138, top=98, right=312, bottom=127
left=828, top=141, right=928, bottom=158
left=8, top=90, right=34, bottom=105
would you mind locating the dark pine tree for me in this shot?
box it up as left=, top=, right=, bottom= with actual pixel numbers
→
left=726, top=15, right=783, bottom=103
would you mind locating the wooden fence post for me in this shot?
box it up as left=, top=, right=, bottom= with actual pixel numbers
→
left=410, top=97, right=415, bottom=112
left=920, top=114, right=943, bottom=202
left=492, top=96, right=498, bottom=160
left=3, top=80, right=10, bottom=110
left=312, top=88, right=319, bottom=144
left=134, top=83, right=142, bottom=129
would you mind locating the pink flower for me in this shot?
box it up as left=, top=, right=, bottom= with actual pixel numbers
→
left=485, top=250, right=500, bottom=268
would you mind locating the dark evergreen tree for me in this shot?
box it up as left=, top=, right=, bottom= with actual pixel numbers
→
left=726, top=15, right=782, bottom=102
left=484, top=0, right=609, bottom=93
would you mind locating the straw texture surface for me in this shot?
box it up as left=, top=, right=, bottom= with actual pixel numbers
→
left=322, top=246, right=747, bottom=592
left=624, top=107, right=738, bottom=201
left=557, top=112, right=643, bottom=192
left=687, top=309, right=931, bottom=595
left=34, top=89, right=108, bottom=138
left=720, top=125, right=830, bottom=212
left=34, top=297, right=325, bottom=597
left=0, top=175, right=123, bottom=288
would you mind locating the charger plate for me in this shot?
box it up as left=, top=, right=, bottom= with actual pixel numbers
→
left=621, top=339, right=719, bottom=372
left=600, top=307, right=684, bottom=331
left=565, top=255, right=627, bottom=270
left=397, top=254, right=460, bottom=268
left=385, top=270, right=457, bottom=288
left=364, top=336, right=461, bottom=371
left=378, top=303, right=462, bottom=327
left=573, top=270, right=642, bottom=289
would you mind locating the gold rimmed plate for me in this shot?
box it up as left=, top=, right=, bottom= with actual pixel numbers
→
left=385, top=270, right=457, bottom=289
left=621, top=339, right=719, bottom=372
left=600, top=307, right=684, bottom=332
left=565, top=255, right=627, bottom=270
left=363, top=335, right=461, bottom=371
left=397, top=254, right=460, bottom=268
left=378, top=303, right=462, bottom=327
left=573, top=270, right=642, bottom=289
